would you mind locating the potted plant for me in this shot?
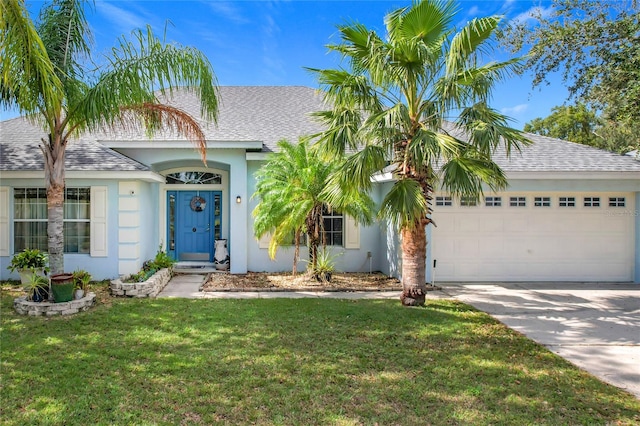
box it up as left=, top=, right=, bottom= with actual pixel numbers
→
left=50, top=273, right=75, bottom=303
left=73, top=269, right=91, bottom=299
left=23, top=271, right=50, bottom=302
left=312, top=249, right=338, bottom=282
left=7, top=249, right=49, bottom=285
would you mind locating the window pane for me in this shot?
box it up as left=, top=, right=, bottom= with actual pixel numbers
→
left=166, top=171, right=222, bottom=184
left=13, top=187, right=90, bottom=254
left=14, top=222, right=47, bottom=252
left=64, top=201, right=78, bottom=219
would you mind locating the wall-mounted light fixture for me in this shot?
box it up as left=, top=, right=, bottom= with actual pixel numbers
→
left=236, top=195, right=242, bottom=204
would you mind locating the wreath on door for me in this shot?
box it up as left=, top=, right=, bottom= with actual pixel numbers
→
left=190, top=196, right=207, bottom=212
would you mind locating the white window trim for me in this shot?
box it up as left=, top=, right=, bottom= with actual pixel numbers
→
left=0, top=188, right=9, bottom=256
left=90, top=186, right=108, bottom=257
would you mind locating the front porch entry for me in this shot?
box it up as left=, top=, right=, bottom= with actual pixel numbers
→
left=167, top=190, right=222, bottom=263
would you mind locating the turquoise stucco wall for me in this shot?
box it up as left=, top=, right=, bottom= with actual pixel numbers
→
left=246, top=159, right=385, bottom=274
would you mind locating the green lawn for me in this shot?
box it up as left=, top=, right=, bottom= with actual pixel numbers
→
left=2, top=285, right=639, bottom=425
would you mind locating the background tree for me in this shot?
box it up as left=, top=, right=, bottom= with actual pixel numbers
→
left=310, top=0, right=528, bottom=306
left=524, top=103, right=639, bottom=154
left=501, top=0, right=639, bottom=147
left=253, top=138, right=374, bottom=275
left=523, top=103, right=601, bottom=146
left=1, top=0, right=218, bottom=274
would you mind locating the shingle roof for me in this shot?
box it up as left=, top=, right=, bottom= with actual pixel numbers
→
left=0, top=117, right=149, bottom=171
left=95, top=86, right=327, bottom=153
left=440, top=121, right=640, bottom=173
left=1, top=86, right=639, bottom=173
left=492, top=132, right=640, bottom=172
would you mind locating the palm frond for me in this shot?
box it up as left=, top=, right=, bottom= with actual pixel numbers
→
left=0, top=0, right=63, bottom=122
left=379, top=178, right=429, bottom=230
left=457, top=102, right=531, bottom=156
left=439, top=151, right=507, bottom=197
left=116, top=103, right=208, bottom=162
left=72, top=25, right=218, bottom=133
left=446, top=16, right=501, bottom=74
left=37, top=0, right=92, bottom=81
left=392, top=0, right=457, bottom=47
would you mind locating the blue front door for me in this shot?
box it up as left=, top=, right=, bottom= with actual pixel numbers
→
left=168, top=191, right=222, bottom=262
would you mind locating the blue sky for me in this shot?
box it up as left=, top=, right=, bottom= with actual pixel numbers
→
left=4, top=0, right=565, bottom=128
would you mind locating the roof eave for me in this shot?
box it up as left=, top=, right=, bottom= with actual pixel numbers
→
left=0, top=170, right=165, bottom=183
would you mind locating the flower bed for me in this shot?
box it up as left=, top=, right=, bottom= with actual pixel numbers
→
left=14, top=292, right=96, bottom=316
left=110, top=268, right=172, bottom=298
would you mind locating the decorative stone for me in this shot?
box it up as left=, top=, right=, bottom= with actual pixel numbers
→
left=110, top=268, right=172, bottom=298
left=14, top=293, right=96, bottom=316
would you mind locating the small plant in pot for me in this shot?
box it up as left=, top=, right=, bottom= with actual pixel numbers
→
left=24, top=271, right=50, bottom=302
left=7, top=249, right=49, bottom=286
left=73, top=269, right=91, bottom=299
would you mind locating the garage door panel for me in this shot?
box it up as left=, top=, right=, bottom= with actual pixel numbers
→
left=457, top=216, right=479, bottom=232
left=454, top=239, right=478, bottom=257
left=479, top=238, right=503, bottom=258
left=432, top=192, right=634, bottom=282
left=606, top=216, right=633, bottom=232
left=453, top=262, right=479, bottom=280
left=480, top=217, right=504, bottom=232
left=504, top=217, right=528, bottom=232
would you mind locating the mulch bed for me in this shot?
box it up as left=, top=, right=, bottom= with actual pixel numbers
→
left=200, top=272, right=443, bottom=292
left=200, top=272, right=402, bottom=292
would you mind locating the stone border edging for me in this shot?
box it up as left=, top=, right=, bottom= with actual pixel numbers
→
left=14, top=293, right=96, bottom=316
left=200, top=285, right=442, bottom=293
left=110, top=268, right=172, bottom=298
left=201, top=287, right=401, bottom=292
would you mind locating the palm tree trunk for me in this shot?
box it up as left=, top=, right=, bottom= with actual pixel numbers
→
left=292, top=230, right=300, bottom=275
left=400, top=224, right=427, bottom=306
left=306, top=204, right=323, bottom=273
left=42, top=133, right=66, bottom=275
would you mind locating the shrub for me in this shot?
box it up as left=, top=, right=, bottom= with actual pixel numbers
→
left=125, top=246, right=175, bottom=283
left=7, top=249, right=49, bottom=273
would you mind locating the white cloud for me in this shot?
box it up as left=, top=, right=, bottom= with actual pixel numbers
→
left=511, top=5, right=554, bottom=25
left=466, top=6, right=479, bottom=16
left=501, top=103, right=529, bottom=115
left=203, top=1, right=249, bottom=25
left=97, top=2, right=148, bottom=33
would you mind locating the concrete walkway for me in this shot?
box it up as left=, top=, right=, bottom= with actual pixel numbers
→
left=158, top=276, right=640, bottom=399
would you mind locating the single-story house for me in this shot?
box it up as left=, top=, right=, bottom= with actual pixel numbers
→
left=1, top=86, right=639, bottom=283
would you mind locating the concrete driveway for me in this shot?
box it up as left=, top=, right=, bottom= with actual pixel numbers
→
left=442, top=282, right=640, bottom=399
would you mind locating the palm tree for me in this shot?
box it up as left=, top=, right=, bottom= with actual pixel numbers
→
left=309, top=0, right=529, bottom=306
left=252, top=138, right=374, bottom=274
left=1, top=0, right=218, bottom=274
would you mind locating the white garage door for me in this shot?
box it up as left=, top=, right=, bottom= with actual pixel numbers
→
left=431, top=192, right=635, bottom=282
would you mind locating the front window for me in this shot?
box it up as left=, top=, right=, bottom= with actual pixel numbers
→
left=14, top=187, right=90, bottom=253
left=322, top=206, right=343, bottom=246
